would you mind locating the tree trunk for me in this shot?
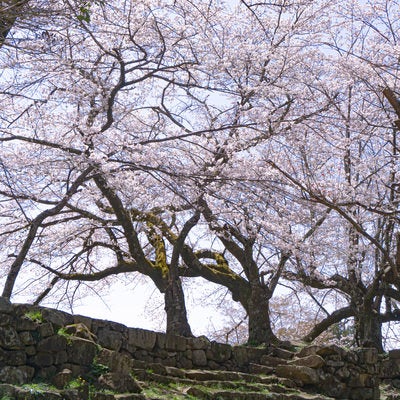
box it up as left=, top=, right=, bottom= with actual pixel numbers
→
left=164, top=277, right=192, bottom=337
left=246, top=283, right=280, bottom=346
left=355, top=306, right=383, bottom=352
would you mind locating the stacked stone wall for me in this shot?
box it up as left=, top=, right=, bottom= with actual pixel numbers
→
left=0, top=297, right=396, bottom=399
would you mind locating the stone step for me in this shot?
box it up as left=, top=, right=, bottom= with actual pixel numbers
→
left=133, top=367, right=297, bottom=391
left=184, top=386, right=334, bottom=400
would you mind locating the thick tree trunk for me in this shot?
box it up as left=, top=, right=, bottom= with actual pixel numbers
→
left=164, top=277, right=192, bottom=337
left=247, top=283, right=280, bottom=346
left=355, top=306, right=383, bottom=352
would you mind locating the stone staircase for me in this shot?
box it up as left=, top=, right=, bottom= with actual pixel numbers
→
left=131, top=359, right=336, bottom=400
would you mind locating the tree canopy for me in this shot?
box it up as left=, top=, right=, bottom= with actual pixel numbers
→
left=0, top=0, right=399, bottom=351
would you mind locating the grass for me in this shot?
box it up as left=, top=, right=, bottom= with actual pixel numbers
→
left=24, top=310, right=44, bottom=324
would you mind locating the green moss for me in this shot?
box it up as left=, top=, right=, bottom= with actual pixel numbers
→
left=57, top=327, right=73, bottom=345
left=24, top=310, right=44, bottom=324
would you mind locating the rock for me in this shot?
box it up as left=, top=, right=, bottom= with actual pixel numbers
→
left=42, top=308, right=72, bottom=328
left=272, top=347, right=295, bottom=360
left=0, top=366, right=34, bottom=384
left=232, top=346, right=249, bottom=366
left=53, top=368, right=73, bottom=389
left=19, top=331, right=35, bottom=345
left=128, top=328, right=156, bottom=351
left=208, top=341, right=232, bottom=362
left=64, top=323, right=97, bottom=342
left=37, top=335, right=67, bottom=353
left=289, top=355, right=325, bottom=369
left=96, top=348, right=133, bottom=373
left=0, top=349, right=26, bottom=366
left=297, top=345, right=322, bottom=358
left=315, top=344, right=345, bottom=357
left=389, top=349, right=400, bottom=360
left=38, top=322, right=54, bottom=338
left=0, top=297, right=12, bottom=313
left=192, top=349, right=207, bottom=367
left=259, top=354, right=288, bottom=367
left=190, top=335, right=210, bottom=350
left=248, top=363, right=274, bottom=375
left=0, top=327, right=22, bottom=349
left=66, top=337, right=97, bottom=366
left=165, top=334, right=187, bottom=352
left=276, top=364, right=319, bottom=385
left=97, top=372, right=142, bottom=393
left=98, top=328, right=123, bottom=351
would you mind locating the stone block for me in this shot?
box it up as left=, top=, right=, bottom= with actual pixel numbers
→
left=37, top=335, right=67, bottom=353
left=97, top=372, right=142, bottom=394
left=98, top=328, right=123, bottom=351
left=316, top=344, right=347, bottom=359
left=128, top=328, right=156, bottom=351
left=245, top=347, right=269, bottom=364
left=192, top=349, right=207, bottom=367
left=276, top=364, right=319, bottom=385
left=389, top=349, right=400, bottom=359
left=177, top=357, right=193, bottom=369
left=73, top=315, right=93, bottom=331
left=165, top=334, right=187, bottom=352
left=53, top=368, right=73, bottom=389
left=19, top=331, right=35, bottom=345
left=0, top=350, right=26, bottom=366
left=54, top=350, right=68, bottom=365
left=96, top=348, right=133, bottom=373
left=0, top=366, right=34, bottom=384
left=92, top=393, right=115, bottom=400
left=0, top=298, right=12, bottom=314
left=272, top=347, right=295, bottom=360
left=289, top=355, right=325, bottom=369
left=208, top=341, right=232, bottom=363
left=156, top=333, right=166, bottom=350
left=25, top=346, right=36, bottom=356
left=39, top=322, right=54, bottom=338
left=348, top=373, right=374, bottom=388
left=0, top=327, right=22, bottom=349
left=190, top=336, right=210, bottom=350
left=232, top=346, right=249, bottom=367
left=36, top=365, right=57, bottom=380
left=0, top=315, right=12, bottom=327
left=60, top=363, right=88, bottom=378
left=67, top=337, right=97, bottom=366
left=15, top=318, right=38, bottom=331
left=64, top=323, right=97, bottom=342
left=297, top=345, right=322, bottom=358
left=42, top=308, right=72, bottom=328
left=33, top=351, right=54, bottom=367
left=259, top=354, right=288, bottom=367
left=248, top=363, right=274, bottom=375
left=350, top=387, right=380, bottom=400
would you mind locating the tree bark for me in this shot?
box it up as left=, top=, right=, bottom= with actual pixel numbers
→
left=355, top=306, right=383, bottom=352
left=246, top=283, right=280, bottom=346
left=302, top=306, right=354, bottom=343
left=164, top=278, right=192, bottom=337
left=164, top=212, right=199, bottom=337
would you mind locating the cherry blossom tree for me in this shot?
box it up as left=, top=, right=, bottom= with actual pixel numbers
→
left=1, top=0, right=399, bottom=350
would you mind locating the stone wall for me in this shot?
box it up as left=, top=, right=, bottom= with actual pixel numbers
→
left=0, top=297, right=396, bottom=399
left=277, top=344, right=381, bottom=399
